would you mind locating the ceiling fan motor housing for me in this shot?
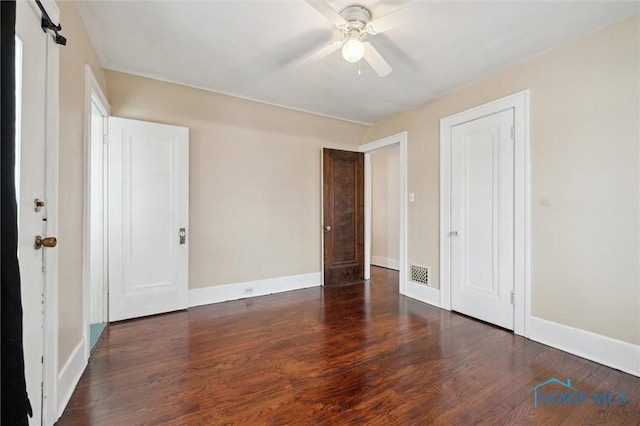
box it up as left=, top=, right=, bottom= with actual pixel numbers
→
left=339, top=5, right=372, bottom=38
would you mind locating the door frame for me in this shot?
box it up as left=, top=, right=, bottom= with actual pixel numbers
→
left=82, top=64, right=110, bottom=360
left=359, top=132, right=408, bottom=295
left=440, top=90, right=531, bottom=337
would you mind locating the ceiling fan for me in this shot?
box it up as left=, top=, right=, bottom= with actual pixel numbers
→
left=303, top=0, right=405, bottom=77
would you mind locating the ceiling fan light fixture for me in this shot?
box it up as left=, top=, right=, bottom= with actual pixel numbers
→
left=341, top=37, right=364, bottom=63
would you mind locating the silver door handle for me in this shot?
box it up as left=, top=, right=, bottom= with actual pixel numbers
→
left=324, top=225, right=331, bottom=231
left=449, top=231, right=459, bottom=236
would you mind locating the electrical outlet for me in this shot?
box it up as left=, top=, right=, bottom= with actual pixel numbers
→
left=243, top=287, right=254, bottom=295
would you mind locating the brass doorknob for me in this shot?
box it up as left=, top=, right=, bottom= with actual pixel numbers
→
left=34, top=236, right=57, bottom=249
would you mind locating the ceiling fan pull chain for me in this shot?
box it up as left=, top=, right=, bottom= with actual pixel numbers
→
left=358, top=60, right=362, bottom=76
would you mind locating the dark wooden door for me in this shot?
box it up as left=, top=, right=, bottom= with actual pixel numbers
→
left=323, top=148, right=364, bottom=286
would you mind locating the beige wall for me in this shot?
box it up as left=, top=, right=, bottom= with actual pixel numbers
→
left=58, top=2, right=109, bottom=368
left=362, top=15, right=640, bottom=345
left=371, top=146, right=400, bottom=267
left=105, top=70, right=367, bottom=289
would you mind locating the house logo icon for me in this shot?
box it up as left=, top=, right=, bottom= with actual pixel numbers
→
left=529, top=377, right=628, bottom=407
left=530, top=378, right=575, bottom=408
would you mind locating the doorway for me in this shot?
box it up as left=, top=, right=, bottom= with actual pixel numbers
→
left=369, top=145, right=400, bottom=272
left=321, top=133, right=407, bottom=292
left=84, top=66, right=110, bottom=356
left=360, top=132, right=408, bottom=296
left=440, top=90, right=531, bottom=336
left=84, top=107, right=190, bottom=334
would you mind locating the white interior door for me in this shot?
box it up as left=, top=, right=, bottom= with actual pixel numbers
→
left=16, top=1, right=51, bottom=424
left=450, top=108, right=515, bottom=330
left=108, top=117, right=189, bottom=322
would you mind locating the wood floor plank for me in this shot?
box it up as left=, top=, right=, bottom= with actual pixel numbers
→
left=57, top=267, right=640, bottom=425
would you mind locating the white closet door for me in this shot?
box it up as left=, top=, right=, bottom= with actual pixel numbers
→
left=450, top=108, right=515, bottom=330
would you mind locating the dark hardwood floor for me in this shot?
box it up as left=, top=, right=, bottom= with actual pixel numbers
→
left=58, top=267, right=639, bottom=425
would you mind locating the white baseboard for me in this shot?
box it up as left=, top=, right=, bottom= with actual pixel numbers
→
left=57, top=339, right=87, bottom=418
left=189, top=272, right=322, bottom=308
left=528, top=316, right=640, bottom=377
left=396, top=284, right=639, bottom=377
left=371, top=256, right=399, bottom=270
left=404, top=280, right=440, bottom=308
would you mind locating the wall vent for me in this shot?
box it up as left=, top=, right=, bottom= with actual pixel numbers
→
left=410, top=264, right=431, bottom=286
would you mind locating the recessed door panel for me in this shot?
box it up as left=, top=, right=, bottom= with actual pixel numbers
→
left=126, top=135, right=173, bottom=290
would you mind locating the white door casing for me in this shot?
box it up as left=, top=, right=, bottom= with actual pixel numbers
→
left=108, top=117, right=189, bottom=322
left=450, top=109, right=515, bottom=330
left=16, top=1, right=61, bottom=424
left=84, top=64, right=110, bottom=360
left=89, top=102, right=107, bottom=325
left=440, top=90, right=530, bottom=337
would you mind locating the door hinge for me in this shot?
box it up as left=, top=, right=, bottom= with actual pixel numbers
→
left=510, top=290, right=515, bottom=305
left=510, top=125, right=515, bottom=140
left=103, top=132, right=109, bottom=145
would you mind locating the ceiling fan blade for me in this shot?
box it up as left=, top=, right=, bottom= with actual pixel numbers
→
left=363, top=42, right=392, bottom=77
left=366, top=4, right=415, bottom=35
left=305, top=0, right=347, bottom=28
left=299, top=41, right=342, bottom=64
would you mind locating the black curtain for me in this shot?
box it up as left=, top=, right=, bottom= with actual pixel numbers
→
left=1, top=1, right=33, bottom=424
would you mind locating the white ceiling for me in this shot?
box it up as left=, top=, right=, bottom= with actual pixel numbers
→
left=76, top=1, right=639, bottom=124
